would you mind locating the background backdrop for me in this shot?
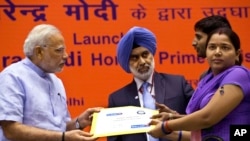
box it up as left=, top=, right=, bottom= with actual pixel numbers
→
left=0, top=0, right=249, bottom=140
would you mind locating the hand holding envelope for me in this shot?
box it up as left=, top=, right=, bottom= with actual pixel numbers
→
left=90, top=106, right=159, bottom=137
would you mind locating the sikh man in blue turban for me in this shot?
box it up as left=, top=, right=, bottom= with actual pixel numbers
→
left=107, top=26, right=194, bottom=141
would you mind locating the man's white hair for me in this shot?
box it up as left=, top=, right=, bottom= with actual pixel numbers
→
left=23, top=24, right=61, bottom=57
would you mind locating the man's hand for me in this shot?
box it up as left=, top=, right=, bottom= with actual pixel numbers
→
left=156, top=102, right=178, bottom=114
left=78, top=107, right=103, bottom=128
left=64, top=130, right=98, bottom=141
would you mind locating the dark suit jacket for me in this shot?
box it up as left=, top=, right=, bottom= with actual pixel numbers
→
left=107, top=72, right=194, bottom=141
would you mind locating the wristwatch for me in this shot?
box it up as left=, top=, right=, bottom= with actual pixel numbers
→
left=75, top=118, right=83, bottom=130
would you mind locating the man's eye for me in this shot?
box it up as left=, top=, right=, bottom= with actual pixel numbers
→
left=55, top=48, right=64, bottom=53
left=197, top=36, right=201, bottom=40
left=129, top=56, right=136, bottom=60
left=142, top=52, right=149, bottom=57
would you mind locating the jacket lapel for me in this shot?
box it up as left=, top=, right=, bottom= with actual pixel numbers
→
left=127, top=80, right=141, bottom=107
left=154, top=72, right=166, bottom=104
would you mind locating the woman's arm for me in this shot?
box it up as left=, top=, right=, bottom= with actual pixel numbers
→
left=149, top=84, right=244, bottom=137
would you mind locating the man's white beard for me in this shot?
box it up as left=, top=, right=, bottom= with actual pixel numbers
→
left=130, top=59, right=155, bottom=81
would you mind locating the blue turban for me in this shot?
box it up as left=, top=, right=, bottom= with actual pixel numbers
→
left=117, top=26, right=157, bottom=73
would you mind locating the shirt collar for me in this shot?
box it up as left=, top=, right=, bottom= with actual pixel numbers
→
left=23, top=57, right=47, bottom=78
left=134, top=72, right=154, bottom=91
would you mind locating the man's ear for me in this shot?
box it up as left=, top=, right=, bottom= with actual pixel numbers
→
left=34, top=46, right=44, bottom=59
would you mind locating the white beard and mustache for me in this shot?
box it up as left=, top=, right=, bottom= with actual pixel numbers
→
left=129, top=58, right=155, bottom=81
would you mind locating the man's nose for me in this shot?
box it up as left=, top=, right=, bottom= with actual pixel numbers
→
left=139, top=56, right=146, bottom=63
left=192, top=39, right=197, bottom=47
left=63, top=52, right=68, bottom=59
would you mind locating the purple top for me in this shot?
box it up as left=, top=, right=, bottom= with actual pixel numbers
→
left=186, top=66, right=250, bottom=140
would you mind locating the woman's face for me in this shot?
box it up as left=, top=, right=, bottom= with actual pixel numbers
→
left=206, top=33, right=240, bottom=75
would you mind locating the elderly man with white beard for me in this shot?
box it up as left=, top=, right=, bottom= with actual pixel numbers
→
left=107, top=26, right=194, bottom=141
